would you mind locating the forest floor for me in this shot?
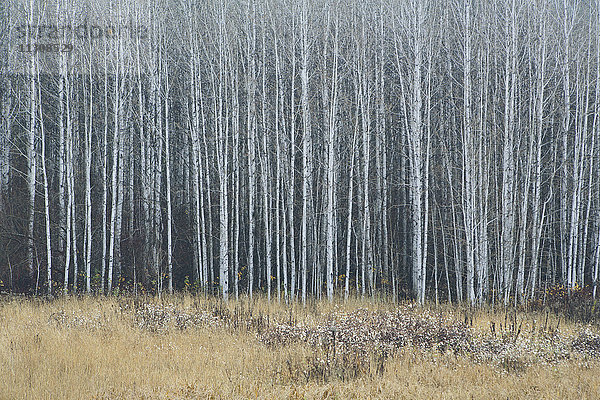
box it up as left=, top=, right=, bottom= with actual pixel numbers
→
left=1, top=295, right=599, bottom=399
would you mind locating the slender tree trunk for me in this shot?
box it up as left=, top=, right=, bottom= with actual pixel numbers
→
left=560, top=0, right=571, bottom=287
left=165, top=61, right=174, bottom=295
left=325, top=6, right=338, bottom=301
left=247, top=0, right=257, bottom=297
left=260, top=18, right=272, bottom=300
left=85, top=46, right=93, bottom=294
left=217, top=3, right=229, bottom=301
left=26, top=5, right=37, bottom=287
left=501, top=0, right=517, bottom=304
left=462, top=0, right=476, bottom=305
left=38, top=69, right=52, bottom=296
left=345, top=125, right=358, bottom=300
left=300, top=0, right=312, bottom=305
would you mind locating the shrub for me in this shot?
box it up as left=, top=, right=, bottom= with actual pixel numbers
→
left=541, top=283, right=598, bottom=323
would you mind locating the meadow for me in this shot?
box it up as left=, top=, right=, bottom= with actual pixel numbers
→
left=1, top=295, right=599, bottom=399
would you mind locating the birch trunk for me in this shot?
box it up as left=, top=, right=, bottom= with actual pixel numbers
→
left=217, top=3, right=229, bottom=300
left=300, top=0, right=313, bottom=305
left=85, top=43, right=93, bottom=293
left=165, top=61, right=174, bottom=295
left=38, top=68, right=51, bottom=296
left=462, top=0, right=476, bottom=305
left=325, top=6, right=339, bottom=302
left=560, top=0, right=571, bottom=286
left=501, top=0, right=517, bottom=304
left=26, top=3, right=37, bottom=285
left=247, top=0, right=257, bottom=297
left=260, top=19, right=272, bottom=300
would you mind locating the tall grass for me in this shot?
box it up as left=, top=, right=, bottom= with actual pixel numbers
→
left=0, top=295, right=599, bottom=399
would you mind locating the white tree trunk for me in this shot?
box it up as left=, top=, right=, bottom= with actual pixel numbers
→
left=38, top=69, right=52, bottom=296
left=165, top=62, right=174, bottom=295
left=247, top=0, right=257, bottom=297
left=26, top=4, right=37, bottom=285
left=462, top=0, right=476, bottom=305
left=217, top=4, right=229, bottom=301
left=501, top=0, right=517, bottom=304
left=85, top=48, right=93, bottom=294
left=260, top=19, right=272, bottom=300
left=300, top=0, right=312, bottom=305
left=325, top=7, right=339, bottom=302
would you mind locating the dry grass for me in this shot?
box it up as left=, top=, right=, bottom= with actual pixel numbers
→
left=1, top=295, right=599, bottom=399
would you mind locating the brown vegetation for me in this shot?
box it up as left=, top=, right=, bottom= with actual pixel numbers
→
left=1, top=295, right=599, bottom=399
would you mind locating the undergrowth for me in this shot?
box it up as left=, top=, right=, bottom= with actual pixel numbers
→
left=2, top=295, right=600, bottom=399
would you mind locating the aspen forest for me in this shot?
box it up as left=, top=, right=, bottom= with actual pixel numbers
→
left=1, top=0, right=600, bottom=307
left=5, top=1, right=600, bottom=398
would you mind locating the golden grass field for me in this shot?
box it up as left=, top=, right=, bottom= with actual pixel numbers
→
left=1, top=295, right=599, bottom=399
